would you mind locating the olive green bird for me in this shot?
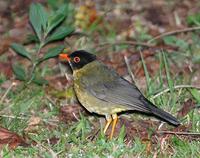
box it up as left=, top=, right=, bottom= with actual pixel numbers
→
left=59, top=50, right=180, bottom=139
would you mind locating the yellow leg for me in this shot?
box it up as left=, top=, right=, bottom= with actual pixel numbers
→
left=103, top=115, right=112, bottom=134
left=110, top=114, right=118, bottom=139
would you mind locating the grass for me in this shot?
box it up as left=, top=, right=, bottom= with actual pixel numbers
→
left=1, top=49, right=200, bottom=157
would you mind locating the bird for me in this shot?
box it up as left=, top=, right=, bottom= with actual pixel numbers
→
left=59, top=50, right=180, bottom=139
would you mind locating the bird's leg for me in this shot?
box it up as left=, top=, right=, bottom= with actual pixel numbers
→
left=103, top=115, right=112, bottom=134
left=110, top=114, right=118, bottom=139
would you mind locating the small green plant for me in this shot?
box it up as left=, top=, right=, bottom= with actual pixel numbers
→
left=163, top=35, right=189, bottom=50
left=11, top=3, right=74, bottom=85
left=187, top=13, right=200, bottom=26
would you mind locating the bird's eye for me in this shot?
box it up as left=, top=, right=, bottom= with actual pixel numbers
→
left=73, top=56, right=80, bottom=63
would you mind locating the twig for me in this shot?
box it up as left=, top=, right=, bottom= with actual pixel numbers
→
left=148, top=26, right=200, bottom=43
left=0, top=114, right=59, bottom=126
left=69, top=31, right=89, bottom=37
left=72, top=112, right=80, bottom=121
left=157, top=131, right=200, bottom=136
left=0, top=82, right=16, bottom=104
left=158, top=122, right=165, bottom=130
left=94, top=41, right=153, bottom=54
left=96, top=41, right=154, bottom=48
left=0, top=114, right=27, bottom=120
left=151, top=85, right=200, bottom=99
left=123, top=55, right=135, bottom=83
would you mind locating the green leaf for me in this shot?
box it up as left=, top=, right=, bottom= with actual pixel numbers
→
left=11, top=43, right=32, bottom=61
left=47, top=0, right=58, bottom=9
left=163, top=36, right=177, bottom=46
left=192, top=55, right=200, bottom=63
left=38, top=4, right=48, bottom=30
left=187, top=13, right=200, bottom=26
left=12, top=64, right=27, bottom=81
left=26, top=34, right=40, bottom=44
left=163, top=36, right=189, bottom=49
left=45, top=26, right=74, bottom=43
left=38, top=45, right=64, bottom=63
left=46, top=5, right=68, bottom=35
left=32, top=77, right=48, bottom=85
left=190, top=89, right=200, bottom=103
left=29, top=3, right=48, bottom=40
left=46, top=13, right=65, bottom=35
left=56, top=4, right=68, bottom=16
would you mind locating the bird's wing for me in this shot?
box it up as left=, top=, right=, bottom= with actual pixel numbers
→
left=86, top=77, right=151, bottom=112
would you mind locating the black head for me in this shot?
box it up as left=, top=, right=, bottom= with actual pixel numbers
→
left=60, top=50, right=97, bottom=70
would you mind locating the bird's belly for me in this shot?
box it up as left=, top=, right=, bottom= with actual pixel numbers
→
left=74, top=84, right=126, bottom=115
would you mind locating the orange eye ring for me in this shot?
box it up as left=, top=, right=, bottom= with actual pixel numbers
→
left=74, top=56, right=80, bottom=63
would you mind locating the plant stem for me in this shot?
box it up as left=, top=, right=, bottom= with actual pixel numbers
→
left=148, top=26, right=200, bottom=43
left=124, top=55, right=135, bottom=83
left=27, top=63, right=37, bottom=84
left=27, top=42, right=44, bottom=83
left=37, top=42, right=44, bottom=55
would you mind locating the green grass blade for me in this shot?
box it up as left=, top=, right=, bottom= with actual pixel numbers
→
left=140, top=50, right=152, bottom=94
left=162, top=51, right=174, bottom=93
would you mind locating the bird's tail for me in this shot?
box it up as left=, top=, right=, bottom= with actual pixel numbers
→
left=144, top=99, right=180, bottom=126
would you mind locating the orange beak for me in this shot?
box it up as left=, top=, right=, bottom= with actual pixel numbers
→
left=59, top=53, right=70, bottom=61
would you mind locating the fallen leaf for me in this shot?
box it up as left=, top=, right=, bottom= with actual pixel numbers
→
left=0, top=62, right=13, bottom=78
left=177, top=99, right=195, bottom=118
left=59, top=104, right=87, bottom=123
left=0, top=37, right=13, bottom=55
left=48, top=137, right=59, bottom=145
left=145, top=141, right=152, bottom=155
left=0, top=126, right=28, bottom=149
left=25, top=116, right=41, bottom=132
left=28, top=116, right=41, bottom=126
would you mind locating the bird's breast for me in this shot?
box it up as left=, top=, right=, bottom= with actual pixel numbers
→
left=72, top=61, right=129, bottom=115
left=73, top=80, right=128, bottom=115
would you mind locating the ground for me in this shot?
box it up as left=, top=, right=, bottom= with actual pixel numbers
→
left=0, top=0, right=200, bottom=157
